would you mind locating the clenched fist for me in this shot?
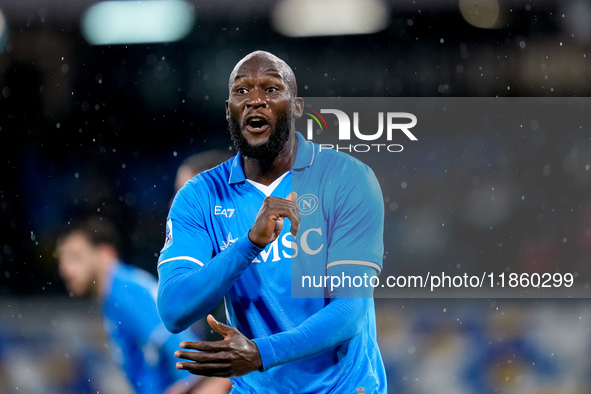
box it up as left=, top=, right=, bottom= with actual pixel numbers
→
left=248, top=191, right=299, bottom=248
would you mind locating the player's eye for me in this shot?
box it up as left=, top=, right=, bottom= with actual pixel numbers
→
left=235, top=87, right=247, bottom=94
left=266, top=86, right=279, bottom=93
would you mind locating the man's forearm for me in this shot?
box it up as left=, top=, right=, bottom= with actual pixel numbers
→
left=157, top=236, right=262, bottom=333
left=252, top=264, right=377, bottom=370
left=253, top=295, right=369, bottom=370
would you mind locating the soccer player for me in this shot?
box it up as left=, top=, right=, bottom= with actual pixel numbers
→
left=55, top=216, right=218, bottom=394
left=157, top=51, right=386, bottom=392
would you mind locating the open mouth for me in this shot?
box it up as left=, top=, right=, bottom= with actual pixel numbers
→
left=245, top=116, right=269, bottom=133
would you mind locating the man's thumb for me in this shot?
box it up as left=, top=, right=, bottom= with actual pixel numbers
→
left=286, top=191, right=298, bottom=201
left=207, top=314, right=231, bottom=337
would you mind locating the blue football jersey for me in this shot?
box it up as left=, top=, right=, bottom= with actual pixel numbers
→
left=102, top=263, right=198, bottom=393
left=158, top=132, right=386, bottom=393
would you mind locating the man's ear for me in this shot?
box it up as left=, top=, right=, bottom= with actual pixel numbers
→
left=293, top=97, right=304, bottom=119
left=225, top=100, right=230, bottom=121
left=98, top=244, right=118, bottom=264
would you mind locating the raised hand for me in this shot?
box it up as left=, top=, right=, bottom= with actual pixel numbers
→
left=248, top=191, right=299, bottom=248
left=174, top=315, right=263, bottom=378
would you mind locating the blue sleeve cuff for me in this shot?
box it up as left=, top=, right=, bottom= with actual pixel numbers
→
left=252, top=336, right=277, bottom=371
left=235, top=235, right=264, bottom=262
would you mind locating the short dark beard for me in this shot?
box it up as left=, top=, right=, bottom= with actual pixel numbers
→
left=229, top=109, right=292, bottom=162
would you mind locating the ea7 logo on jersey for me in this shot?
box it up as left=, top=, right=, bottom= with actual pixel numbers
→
left=214, top=206, right=235, bottom=218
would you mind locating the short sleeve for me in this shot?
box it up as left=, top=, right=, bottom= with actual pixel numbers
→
left=326, top=162, right=384, bottom=273
left=157, top=180, right=214, bottom=269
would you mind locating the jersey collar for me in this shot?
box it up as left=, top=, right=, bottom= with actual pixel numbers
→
left=228, top=131, right=315, bottom=185
left=292, top=131, right=315, bottom=170
left=228, top=152, right=246, bottom=184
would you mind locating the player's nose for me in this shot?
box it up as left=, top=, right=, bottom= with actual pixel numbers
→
left=246, top=88, right=266, bottom=108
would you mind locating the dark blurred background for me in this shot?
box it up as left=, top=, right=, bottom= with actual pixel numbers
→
left=2, top=0, right=591, bottom=294
left=1, top=0, right=591, bottom=392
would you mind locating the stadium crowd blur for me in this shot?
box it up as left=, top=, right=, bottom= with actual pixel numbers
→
left=1, top=0, right=591, bottom=392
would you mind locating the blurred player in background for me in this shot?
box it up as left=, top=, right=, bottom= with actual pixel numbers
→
left=55, top=216, right=227, bottom=394
left=157, top=51, right=386, bottom=392
left=175, top=150, right=233, bottom=193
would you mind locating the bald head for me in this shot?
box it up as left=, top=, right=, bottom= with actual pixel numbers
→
left=228, top=51, right=297, bottom=97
